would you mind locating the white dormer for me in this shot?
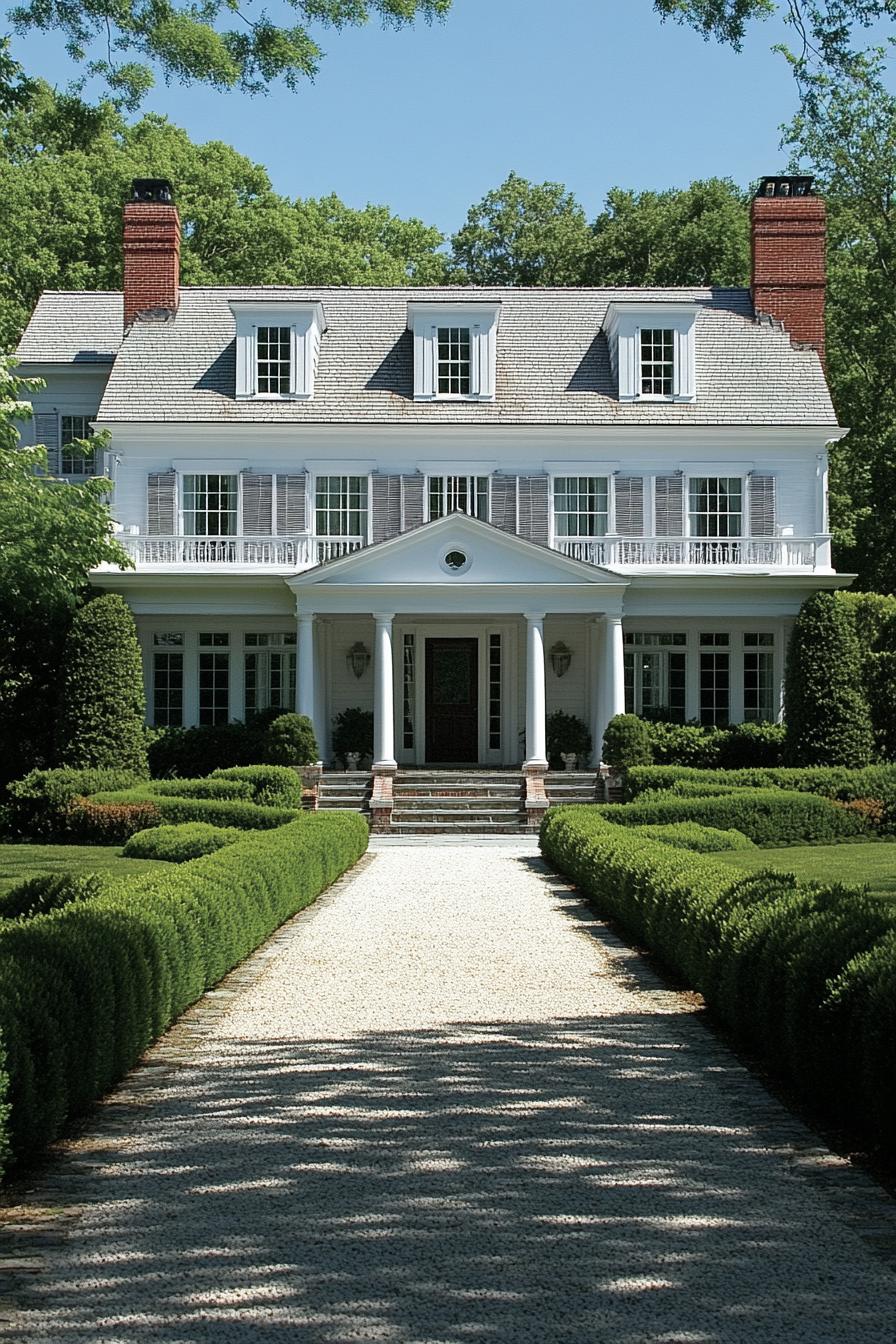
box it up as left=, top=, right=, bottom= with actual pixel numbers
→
left=407, top=301, right=501, bottom=402
left=230, top=300, right=326, bottom=400
left=603, top=302, right=698, bottom=403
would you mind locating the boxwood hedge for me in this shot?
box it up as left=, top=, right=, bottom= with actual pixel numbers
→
left=89, top=789, right=298, bottom=831
left=123, top=823, right=253, bottom=863
left=595, top=788, right=872, bottom=845
left=540, top=807, right=896, bottom=1147
left=5, top=767, right=148, bottom=840
left=630, top=821, right=755, bottom=853
left=623, top=764, right=896, bottom=808
left=0, top=811, right=368, bottom=1173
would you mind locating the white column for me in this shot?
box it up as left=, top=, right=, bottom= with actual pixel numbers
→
left=373, top=613, right=397, bottom=770
left=589, top=618, right=603, bottom=768
left=596, top=614, right=626, bottom=764
left=524, top=613, right=548, bottom=769
left=296, top=611, right=316, bottom=727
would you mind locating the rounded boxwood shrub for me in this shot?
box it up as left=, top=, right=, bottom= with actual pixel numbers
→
left=56, top=595, right=148, bottom=775
left=603, top=714, right=652, bottom=769
left=210, top=766, right=303, bottom=807
left=631, top=822, right=756, bottom=853
left=262, top=714, right=318, bottom=766
left=123, top=823, right=251, bottom=863
left=0, top=872, right=117, bottom=921
left=785, top=591, right=875, bottom=767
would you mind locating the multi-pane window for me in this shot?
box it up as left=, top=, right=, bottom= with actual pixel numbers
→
left=624, top=632, right=687, bottom=721
left=152, top=633, right=183, bottom=727
left=553, top=477, right=610, bottom=537
left=199, top=632, right=230, bottom=725
left=699, top=632, right=730, bottom=726
left=640, top=328, right=675, bottom=395
left=437, top=326, right=471, bottom=395
left=315, top=475, right=368, bottom=538
left=183, top=474, right=238, bottom=537
left=488, top=633, right=502, bottom=751
left=744, top=632, right=775, bottom=722
left=428, top=475, right=489, bottom=521
left=60, top=415, right=95, bottom=475
left=244, top=633, right=296, bottom=718
left=256, top=326, right=292, bottom=395
left=402, top=634, right=416, bottom=751
left=689, top=477, right=743, bottom=538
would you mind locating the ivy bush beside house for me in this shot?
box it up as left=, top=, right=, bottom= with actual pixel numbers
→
left=0, top=811, right=369, bottom=1173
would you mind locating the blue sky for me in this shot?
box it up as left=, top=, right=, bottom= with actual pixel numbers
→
left=12, top=0, right=803, bottom=233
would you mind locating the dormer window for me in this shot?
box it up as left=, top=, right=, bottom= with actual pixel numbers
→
left=604, top=302, right=698, bottom=403
left=640, top=328, right=675, bottom=396
left=407, top=302, right=501, bottom=402
left=230, top=301, right=326, bottom=400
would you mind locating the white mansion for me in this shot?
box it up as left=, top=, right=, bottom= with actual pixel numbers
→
left=16, top=177, right=847, bottom=775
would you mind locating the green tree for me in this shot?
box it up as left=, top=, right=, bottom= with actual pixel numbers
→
left=7, top=1, right=451, bottom=107
left=785, top=590, right=875, bottom=766
left=56, top=594, right=148, bottom=774
left=450, top=172, right=593, bottom=285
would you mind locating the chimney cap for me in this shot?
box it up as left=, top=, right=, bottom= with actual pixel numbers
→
left=130, top=178, right=174, bottom=204
left=755, top=175, right=815, bottom=199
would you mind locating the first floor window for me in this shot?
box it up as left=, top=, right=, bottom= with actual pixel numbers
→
left=152, top=633, right=183, bottom=727
left=624, top=632, right=686, bottom=721
left=256, top=325, right=292, bottom=394
left=689, top=477, right=743, bottom=538
left=553, top=477, right=609, bottom=538
left=315, top=475, right=368, bottom=538
left=640, top=328, right=674, bottom=396
left=183, top=474, right=238, bottom=537
left=437, top=326, right=471, bottom=395
left=199, top=632, right=229, bottom=724
left=244, top=632, right=296, bottom=718
left=60, top=415, right=95, bottom=475
left=744, top=632, right=775, bottom=722
left=699, top=632, right=730, bottom=725
left=428, top=475, right=489, bottom=521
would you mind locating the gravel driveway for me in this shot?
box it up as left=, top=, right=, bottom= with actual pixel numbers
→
left=3, top=838, right=896, bottom=1343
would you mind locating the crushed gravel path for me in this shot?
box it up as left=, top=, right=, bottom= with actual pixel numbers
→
left=3, top=838, right=896, bottom=1343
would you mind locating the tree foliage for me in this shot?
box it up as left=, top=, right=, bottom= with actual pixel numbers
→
left=785, top=591, right=875, bottom=767
left=56, top=594, right=148, bottom=774
left=450, top=172, right=593, bottom=285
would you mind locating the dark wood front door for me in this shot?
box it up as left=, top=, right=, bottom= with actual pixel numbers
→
left=425, top=638, right=479, bottom=763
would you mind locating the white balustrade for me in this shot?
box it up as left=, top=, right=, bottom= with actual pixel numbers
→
left=556, top=536, right=820, bottom=568
left=117, top=534, right=363, bottom=569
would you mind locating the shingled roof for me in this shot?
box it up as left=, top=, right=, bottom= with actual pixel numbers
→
left=16, top=285, right=838, bottom=426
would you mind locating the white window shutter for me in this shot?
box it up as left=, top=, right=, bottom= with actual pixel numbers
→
left=35, top=412, right=60, bottom=474
left=242, top=473, right=273, bottom=535
left=749, top=474, right=776, bottom=537
left=276, top=473, right=307, bottom=534
left=372, top=474, right=402, bottom=544
left=518, top=475, right=550, bottom=547
left=401, top=474, right=425, bottom=531
left=489, top=475, right=518, bottom=533
left=147, top=471, right=177, bottom=534
left=615, top=476, right=645, bottom=537
left=654, top=475, right=684, bottom=536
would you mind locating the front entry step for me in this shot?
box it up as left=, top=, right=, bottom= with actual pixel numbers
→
left=388, top=769, right=526, bottom=834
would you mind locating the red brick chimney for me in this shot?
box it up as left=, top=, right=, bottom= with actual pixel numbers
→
left=751, top=175, right=826, bottom=361
left=123, top=178, right=180, bottom=327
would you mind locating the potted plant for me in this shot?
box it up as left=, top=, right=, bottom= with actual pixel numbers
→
left=332, top=707, right=374, bottom=769
left=546, top=711, right=592, bottom=771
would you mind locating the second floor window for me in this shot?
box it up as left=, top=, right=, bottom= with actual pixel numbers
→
left=256, top=326, right=291, bottom=394
left=553, top=476, right=609, bottom=537
left=315, top=475, right=368, bottom=538
left=689, top=476, right=742, bottom=538
left=437, top=327, right=471, bottom=395
left=183, top=474, right=238, bottom=536
left=61, top=415, right=95, bottom=475
left=640, top=328, right=675, bottom=395
left=428, top=475, right=489, bottom=521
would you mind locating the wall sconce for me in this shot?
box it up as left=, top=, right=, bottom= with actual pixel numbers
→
left=549, top=641, right=572, bottom=678
left=346, top=641, right=371, bottom=679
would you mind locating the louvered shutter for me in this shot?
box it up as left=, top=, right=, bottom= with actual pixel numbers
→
left=372, top=474, right=402, bottom=544
left=749, top=474, right=776, bottom=537
left=35, top=412, right=60, bottom=475
left=147, top=471, right=177, bottom=535
left=518, top=474, right=550, bottom=547
left=241, top=473, right=273, bottom=535
left=489, top=475, right=518, bottom=533
left=276, top=473, right=307, bottom=535
left=615, top=476, right=644, bottom=537
left=654, top=475, right=684, bottom=536
left=401, top=474, right=425, bottom=532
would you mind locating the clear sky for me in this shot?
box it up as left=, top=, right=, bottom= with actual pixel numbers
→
left=11, top=0, right=804, bottom=233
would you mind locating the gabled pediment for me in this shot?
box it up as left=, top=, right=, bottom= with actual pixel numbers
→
left=289, top=513, right=626, bottom=589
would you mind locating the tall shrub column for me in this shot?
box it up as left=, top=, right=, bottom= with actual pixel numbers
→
left=785, top=591, right=874, bottom=767
left=56, top=594, right=148, bottom=774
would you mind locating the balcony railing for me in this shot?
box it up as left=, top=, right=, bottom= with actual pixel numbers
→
left=556, top=536, right=822, bottom=568
left=117, top=534, right=364, bottom=567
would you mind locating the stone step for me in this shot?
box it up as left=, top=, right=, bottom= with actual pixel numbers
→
left=388, top=820, right=527, bottom=834
left=393, top=809, right=523, bottom=824
left=393, top=786, right=521, bottom=800
left=392, top=794, right=521, bottom=809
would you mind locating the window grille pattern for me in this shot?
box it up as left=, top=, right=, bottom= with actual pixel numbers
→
left=60, top=415, right=95, bottom=474
left=437, top=326, right=471, bottom=395
left=199, top=654, right=229, bottom=725
left=403, top=634, right=415, bottom=751
left=640, top=328, right=675, bottom=395
left=315, top=476, right=368, bottom=538
left=623, top=632, right=686, bottom=721
left=183, top=474, right=238, bottom=537
left=699, top=633, right=730, bottom=726
left=153, top=649, right=183, bottom=727
left=256, top=326, right=291, bottom=394
left=244, top=633, right=296, bottom=718
left=553, top=477, right=609, bottom=537
left=744, top=633, right=775, bottom=722
left=428, top=475, right=489, bottom=521
left=689, top=477, right=743, bottom=539
left=488, top=634, right=501, bottom=751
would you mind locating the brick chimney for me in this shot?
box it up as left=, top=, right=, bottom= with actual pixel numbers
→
left=123, top=178, right=180, bottom=327
left=751, top=175, right=826, bottom=361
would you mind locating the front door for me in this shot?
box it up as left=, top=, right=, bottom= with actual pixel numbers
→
left=425, top=637, right=478, bottom=763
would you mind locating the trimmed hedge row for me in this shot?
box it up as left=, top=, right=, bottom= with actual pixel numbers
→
left=4, top=768, right=147, bottom=840
left=210, top=766, right=303, bottom=808
left=595, top=788, right=872, bottom=845
left=540, top=808, right=896, bottom=1146
left=89, top=789, right=298, bottom=831
left=123, top=823, right=253, bottom=863
left=623, top=764, right=896, bottom=813
left=0, top=811, right=368, bottom=1172
left=631, top=822, right=756, bottom=853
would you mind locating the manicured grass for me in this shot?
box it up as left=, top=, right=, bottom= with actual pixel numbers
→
left=715, top=840, right=896, bottom=899
left=0, top=843, right=169, bottom=897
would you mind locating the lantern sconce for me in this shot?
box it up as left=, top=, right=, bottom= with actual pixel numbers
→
left=549, top=641, right=572, bottom=678
left=346, top=641, right=371, bottom=679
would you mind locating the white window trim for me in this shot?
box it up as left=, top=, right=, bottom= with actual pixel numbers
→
left=603, top=302, right=698, bottom=403
left=230, top=301, right=326, bottom=401
left=58, top=412, right=97, bottom=477
left=311, top=471, right=373, bottom=544
left=407, top=302, right=501, bottom=402
left=424, top=473, right=491, bottom=522
left=177, top=470, right=241, bottom=537
left=685, top=472, right=746, bottom=540
left=548, top=472, right=612, bottom=547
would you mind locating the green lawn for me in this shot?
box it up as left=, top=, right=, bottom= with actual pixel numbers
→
left=0, top=844, right=169, bottom=897
left=715, top=841, right=896, bottom=899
